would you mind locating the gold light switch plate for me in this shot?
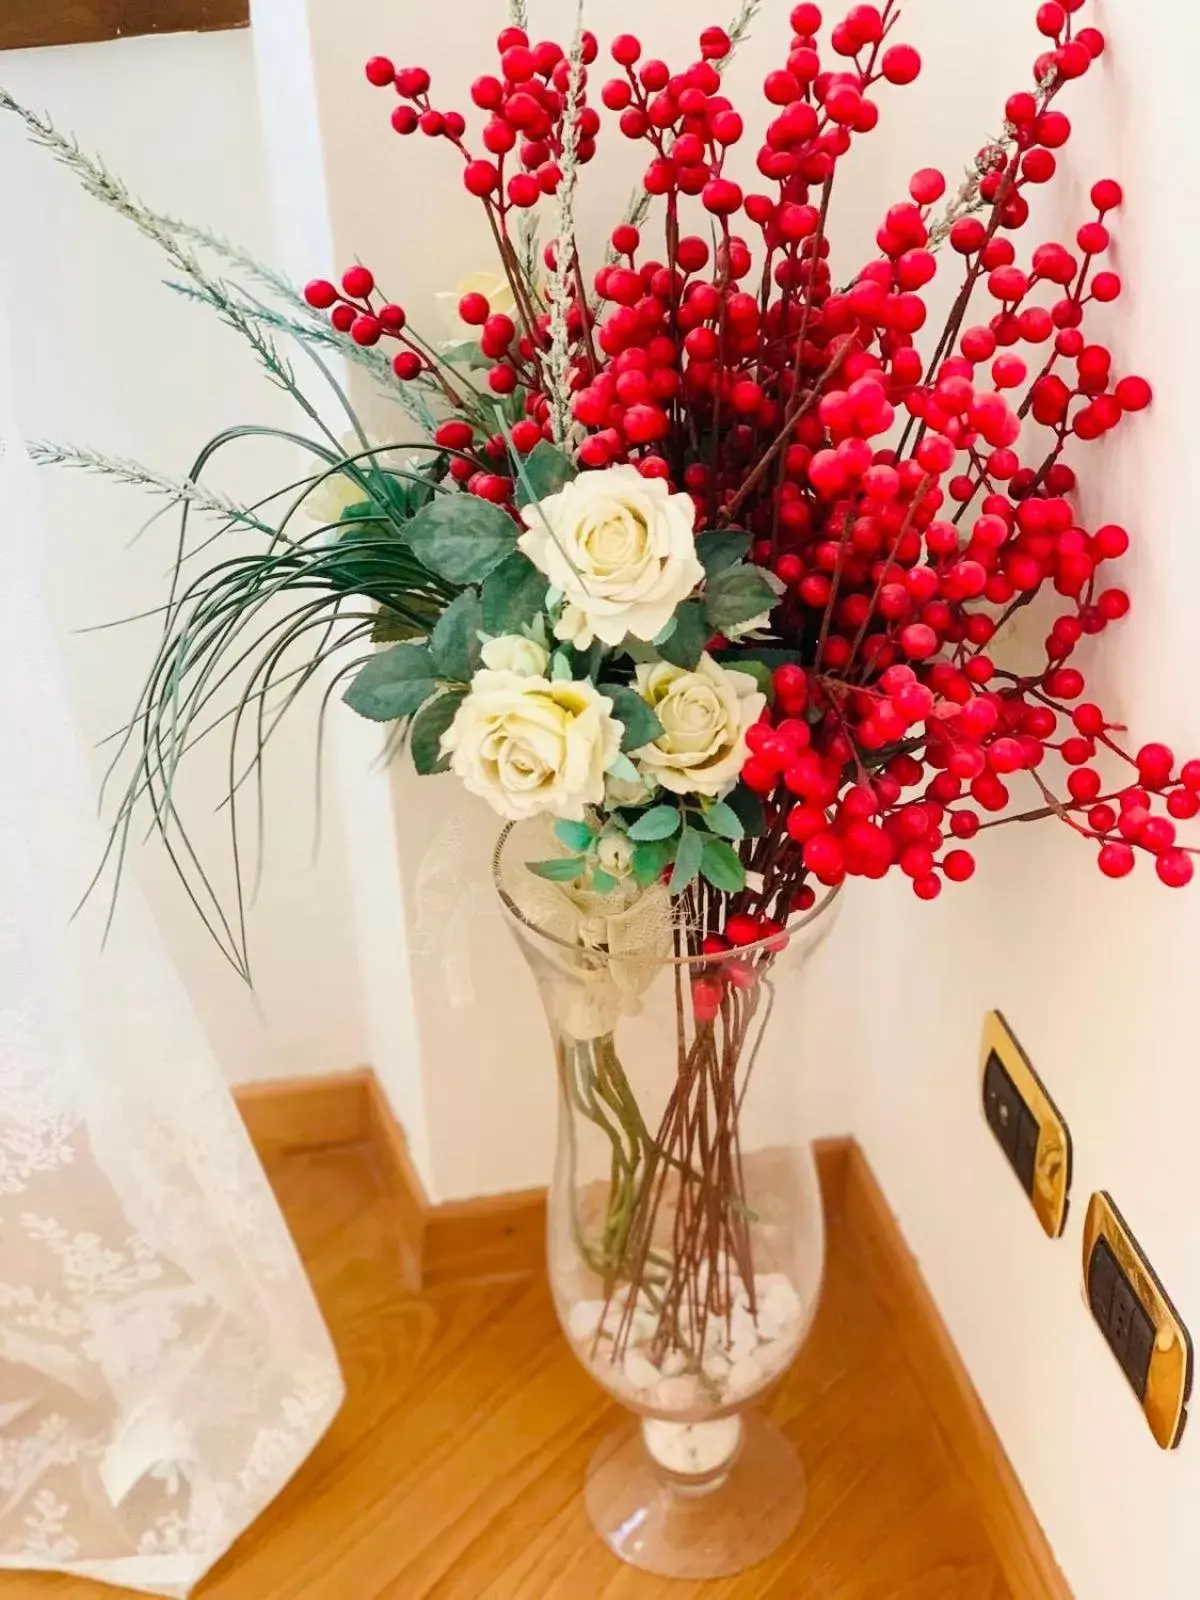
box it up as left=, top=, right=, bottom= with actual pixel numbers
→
left=1083, top=1193, right=1193, bottom=1449
left=980, top=1010, right=1072, bottom=1238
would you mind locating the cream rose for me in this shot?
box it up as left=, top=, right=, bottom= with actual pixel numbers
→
left=519, top=465, right=704, bottom=648
left=306, top=432, right=377, bottom=525
left=440, top=669, right=622, bottom=822
left=632, top=654, right=766, bottom=797
left=596, top=832, right=635, bottom=879
left=479, top=635, right=549, bottom=677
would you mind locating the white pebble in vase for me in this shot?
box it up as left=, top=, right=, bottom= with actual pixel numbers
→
left=726, top=1353, right=763, bottom=1400
left=654, top=1374, right=701, bottom=1412
left=623, top=1348, right=660, bottom=1394
left=567, top=1300, right=606, bottom=1343
left=642, top=1416, right=743, bottom=1482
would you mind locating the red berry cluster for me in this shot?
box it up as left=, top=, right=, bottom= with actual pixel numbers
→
left=367, top=27, right=599, bottom=211
left=321, top=0, right=1194, bottom=901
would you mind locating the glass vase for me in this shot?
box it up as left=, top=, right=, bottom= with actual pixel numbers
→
left=494, top=821, right=840, bottom=1580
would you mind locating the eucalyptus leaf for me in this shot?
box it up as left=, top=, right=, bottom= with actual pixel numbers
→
left=656, top=601, right=709, bottom=671
left=481, top=550, right=547, bottom=634
left=343, top=642, right=437, bottom=722
left=627, top=805, right=681, bottom=842
left=528, top=856, right=587, bottom=882
left=550, top=650, right=572, bottom=681
left=696, top=529, right=751, bottom=577
left=601, top=686, right=664, bottom=752
left=430, top=591, right=483, bottom=683
left=700, top=836, right=747, bottom=892
left=669, top=826, right=705, bottom=895
left=705, top=800, right=745, bottom=841
left=705, top=565, right=786, bottom=634
left=410, top=690, right=466, bottom=774
left=515, top=439, right=576, bottom=508
left=555, top=818, right=595, bottom=852
left=404, top=494, right=517, bottom=586
left=632, top=838, right=671, bottom=887
left=590, top=868, right=618, bottom=895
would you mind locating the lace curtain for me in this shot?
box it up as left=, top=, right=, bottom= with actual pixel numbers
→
left=0, top=293, right=343, bottom=1591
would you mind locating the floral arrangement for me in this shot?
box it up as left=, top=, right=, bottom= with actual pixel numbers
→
left=302, top=0, right=1187, bottom=925
left=4, top=0, right=1194, bottom=1414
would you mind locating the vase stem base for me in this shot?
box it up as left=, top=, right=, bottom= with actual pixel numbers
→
left=584, top=1407, right=806, bottom=1579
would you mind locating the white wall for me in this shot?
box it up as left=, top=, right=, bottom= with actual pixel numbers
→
left=845, top=7, right=1200, bottom=1600
left=0, top=32, right=370, bottom=1085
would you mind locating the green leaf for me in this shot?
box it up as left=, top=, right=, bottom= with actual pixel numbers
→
left=430, top=591, right=483, bottom=684
left=555, top=818, right=595, bottom=852
left=669, top=826, right=705, bottom=895
left=726, top=784, right=767, bottom=838
left=627, top=805, right=682, bottom=842
left=567, top=639, right=605, bottom=682
left=550, top=650, right=572, bottom=681
left=528, top=856, right=587, bottom=882
left=607, top=752, right=640, bottom=783
left=656, top=601, right=710, bottom=670
left=481, top=550, right=547, bottom=634
left=732, top=647, right=803, bottom=672
left=337, top=498, right=378, bottom=522
left=705, top=800, right=745, bottom=841
left=411, top=690, right=466, bottom=774
left=632, top=838, right=671, bottom=887
left=726, top=658, right=773, bottom=699
left=705, top=565, right=786, bottom=634
left=343, top=643, right=437, bottom=722
left=601, top=687, right=664, bottom=752
left=371, top=608, right=424, bottom=644
left=700, top=836, right=747, bottom=892
left=590, top=868, right=618, bottom=895
left=515, top=440, right=576, bottom=508
left=696, top=529, right=751, bottom=577
left=404, top=494, right=518, bottom=586
left=439, top=339, right=492, bottom=371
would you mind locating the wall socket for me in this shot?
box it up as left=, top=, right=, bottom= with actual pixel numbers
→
left=980, top=1010, right=1072, bottom=1238
left=1083, top=1192, right=1192, bottom=1449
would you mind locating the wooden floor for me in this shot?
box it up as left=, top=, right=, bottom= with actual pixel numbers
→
left=11, top=1141, right=1012, bottom=1600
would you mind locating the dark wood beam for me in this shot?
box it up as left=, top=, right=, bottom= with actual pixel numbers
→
left=0, top=0, right=249, bottom=52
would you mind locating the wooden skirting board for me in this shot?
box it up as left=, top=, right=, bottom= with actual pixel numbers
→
left=234, top=1068, right=1072, bottom=1600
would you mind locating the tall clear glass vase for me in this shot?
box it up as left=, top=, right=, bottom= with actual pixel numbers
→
left=495, top=821, right=840, bottom=1580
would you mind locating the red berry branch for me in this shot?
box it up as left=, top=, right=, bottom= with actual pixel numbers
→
left=317, top=0, right=1193, bottom=910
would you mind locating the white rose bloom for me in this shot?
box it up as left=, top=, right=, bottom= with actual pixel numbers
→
left=480, top=635, right=549, bottom=677
left=436, top=270, right=518, bottom=337
left=632, top=653, right=766, bottom=797
left=306, top=431, right=376, bottom=525
left=553, top=603, right=595, bottom=651
left=441, top=669, right=621, bottom=822
left=596, top=832, right=635, bottom=879
left=519, top=465, right=704, bottom=648
left=604, top=768, right=657, bottom=808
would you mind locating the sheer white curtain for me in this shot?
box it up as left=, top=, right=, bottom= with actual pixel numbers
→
left=0, top=298, right=343, bottom=1589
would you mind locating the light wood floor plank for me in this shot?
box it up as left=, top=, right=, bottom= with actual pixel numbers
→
left=4, top=1142, right=1012, bottom=1599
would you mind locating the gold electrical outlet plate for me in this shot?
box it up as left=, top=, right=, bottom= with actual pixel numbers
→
left=980, top=1010, right=1072, bottom=1238
left=1083, top=1192, right=1193, bottom=1450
